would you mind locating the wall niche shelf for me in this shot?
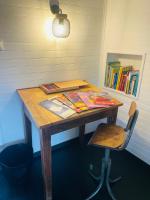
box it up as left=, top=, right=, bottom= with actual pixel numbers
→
left=103, top=51, right=146, bottom=99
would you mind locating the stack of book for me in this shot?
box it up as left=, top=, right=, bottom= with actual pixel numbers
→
left=40, top=91, right=116, bottom=119
left=105, top=61, right=139, bottom=97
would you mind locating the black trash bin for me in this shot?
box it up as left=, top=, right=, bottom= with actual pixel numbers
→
left=0, top=143, right=33, bottom=185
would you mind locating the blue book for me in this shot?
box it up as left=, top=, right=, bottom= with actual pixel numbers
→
left=113, top=73, right=118, bottom=89
left=133, top=73, right=139, bottom=96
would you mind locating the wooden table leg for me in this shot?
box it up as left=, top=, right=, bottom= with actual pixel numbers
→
left=79, top=125, right=85, bottom=145
left=23, top=112, right=32, bottom=146
left=107, top=107, right=118, bottom=124
left=40, top=128, right=52, bottom=200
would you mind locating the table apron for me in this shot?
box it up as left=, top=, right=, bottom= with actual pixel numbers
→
left=45, top=107, right=118, bottom=135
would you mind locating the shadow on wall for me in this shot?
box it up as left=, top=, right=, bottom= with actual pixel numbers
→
left=0, top=92, right=24, bottom=146
left=117, top=118, right=126, bottom=128
left=117, top=118, right=143, bottom=154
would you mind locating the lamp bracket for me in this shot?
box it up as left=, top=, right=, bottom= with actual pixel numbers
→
left=50, top=0, right=60, bottom=14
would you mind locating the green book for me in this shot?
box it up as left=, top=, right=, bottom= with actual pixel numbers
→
left=105, top=61, right=120, bottom=87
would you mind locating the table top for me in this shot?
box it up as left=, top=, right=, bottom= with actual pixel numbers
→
left=17, top=83, right=123, bottom=129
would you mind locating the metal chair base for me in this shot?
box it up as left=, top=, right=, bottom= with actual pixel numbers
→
left=86, top=149, right=121, bottom=200
left=88, top=170, right=101, bottom=182
left=89, top=169, right=122, bottom=184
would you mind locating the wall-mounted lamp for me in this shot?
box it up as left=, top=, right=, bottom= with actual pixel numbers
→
left=50, top=0, right=70, bottom=38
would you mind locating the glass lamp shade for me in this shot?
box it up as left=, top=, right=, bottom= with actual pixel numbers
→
left=52, top=14, right=70, bottom=38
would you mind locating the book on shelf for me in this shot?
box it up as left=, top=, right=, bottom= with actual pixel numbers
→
left=128, top=72, right=139, bottom=96
left=133, top=74, right=139, bottom=96
left=117, top=66, right=132, bottom=91
left=105, top=61, right=121, bottom=88
left=40, top=99, right=76, bottom=119
left=105, top=62, right=139, bottom=97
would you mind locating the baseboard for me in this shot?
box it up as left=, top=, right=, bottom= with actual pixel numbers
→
left=0, top=132, right=93, bottom=157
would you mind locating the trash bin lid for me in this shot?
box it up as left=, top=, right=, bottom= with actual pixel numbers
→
left=0, top=143, right=33, bottom=168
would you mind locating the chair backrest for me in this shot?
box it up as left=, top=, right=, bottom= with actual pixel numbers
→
left=125, top=101, right=138, bottom=131
left=121, top=101, right=139, bottom=149
left=129, top=101, right=137, bottom=118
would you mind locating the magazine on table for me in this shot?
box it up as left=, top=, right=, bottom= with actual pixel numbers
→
left=64, top=92, right=88, bottom=112
left=40, top=99, right=76, bottom=119
left=77, top=91, right=110, bottom=109
left=77, top=91, right=116, bottom=108
left=91, top=91, right=116, bottom=105
left=48, top=95, right=81, bottom=112
left=54, top=95, right=77, bottom=111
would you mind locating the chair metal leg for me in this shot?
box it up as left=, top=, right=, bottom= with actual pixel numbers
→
left=88, top=164, right=101, bottom=181
left=86, top=149, right=120, bottom=200
left=88, top=170, right=101, bottom=182
left=109, top=176, right=122, bottom=184
left=106, top=159, right=117, bottom=200
left=85, top=159, right=105, bottom=200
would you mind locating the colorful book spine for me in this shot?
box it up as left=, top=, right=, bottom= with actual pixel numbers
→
left=133, top=74, right=139, bottom=96
left=105, top=62, right=120, bottom=87
left=105, top=62, right=139, bottom=96
left=116, top=67, right=123, bottom=90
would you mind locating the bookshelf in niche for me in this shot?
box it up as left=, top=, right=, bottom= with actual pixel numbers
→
left=104, top=52, right=146, bottom=99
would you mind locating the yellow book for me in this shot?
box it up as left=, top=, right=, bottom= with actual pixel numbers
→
left=110, top=71, right=115, bottom=88
left=106, top=62, right=120, bottom=87
left=109, top=68, right=113, bottom=88
left=116, top=67, right=123, bottom=90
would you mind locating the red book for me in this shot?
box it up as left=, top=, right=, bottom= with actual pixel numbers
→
left=122, top=75, right=127, bottom=91
left=118, top=74, right=123, bottom=91
left=120, top=75, right=124, bottom=91
left=120, top=75, right=125, bottom=91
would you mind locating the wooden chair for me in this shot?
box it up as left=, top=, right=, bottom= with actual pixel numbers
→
left=85, top=102, right=139, bottom=200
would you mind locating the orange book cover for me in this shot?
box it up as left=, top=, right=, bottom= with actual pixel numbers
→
left=64, top=92, right=88, bottom=112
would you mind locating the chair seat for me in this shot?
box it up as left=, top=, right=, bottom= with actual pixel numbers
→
left=88, top=124, right=126, bottom=149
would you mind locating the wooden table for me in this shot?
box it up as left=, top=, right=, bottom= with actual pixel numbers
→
left=17, top=84, right=123, bottom=200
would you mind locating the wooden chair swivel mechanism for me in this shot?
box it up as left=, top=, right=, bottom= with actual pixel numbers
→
left=85, top=102, right=139, bottom=200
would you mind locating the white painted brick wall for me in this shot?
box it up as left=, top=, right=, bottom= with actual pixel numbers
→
left=0, top=0, right=104, bottom=151
left=100, top=0, right=150, bottom=165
